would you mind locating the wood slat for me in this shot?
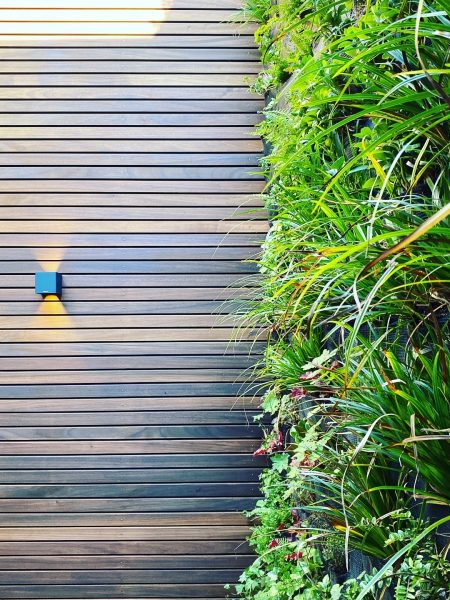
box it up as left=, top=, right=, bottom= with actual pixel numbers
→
left=0, top=194, right=264, bottom=207
left=0, top=331, right=260, bottom=344
left=0, top=397, right=262, bottom=412
left=0, top=584, right=230, bottom=598
left=0, top=0, right=246, bottom=8
left=0, top=232, right=264, bottom=245
left=0, top=300, right=248, bottom=315
left=0, top=288, right=257, bottom=301
left=0, top=35, right=255, bottom=48
left=0, top=49, right=260, bottom=61
left=0, top=513, right=249, bottom=527
left=0, top=454, right=264, bottom=468
left=0, top=423, right=260, bottom=439
left=0, top=440, right=260, bottom=454
left=0, top=9, right=245, bottom=22
left=0, top=499, right=258, bottom=513
left=0, top=340, right=263, bottom=356
left=0, top=570, right=243, bottom=584
left=0, top=467, right=261, bottom=483
left=0, top=260, right=258, bottom=274
left=0, top=554, right=252, bottom=569
left=0, top=86, right=260, bottom=100
left=0, top=125, right=257, bottom=138
left=0, top=527, right=250, bottom=541
left=0, top=22, right=256, bottom=35
left=0, top=314, right=246, bottom=327
left=0, top=166, right=263, bottom=179
left=0, top=355, right=257, bottom=369
left=0, top=61, right=259, bottom=74
left=0, top=139, right=263, bottom=152
left=0, top=218, right=267, bottom=231
left=0, top=154, right=262, bottom=167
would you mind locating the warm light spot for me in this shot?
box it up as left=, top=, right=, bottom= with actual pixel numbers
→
left=0, top=22, right=162, bottom=35
left=39, top=261, right=62, bottom=273
left=33, top=293, right=77, bottom=333
left=2, top=0, right=170, bottom=6
left=32, top=244, right=66, bottom=274
left=41, top=294, right=64, bottom=310
left=0, top=2, right=169, bottom=36
left=0, top=9, right=167, bottom=21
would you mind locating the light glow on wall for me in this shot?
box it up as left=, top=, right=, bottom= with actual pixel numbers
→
left=0, top=1, right=169, bottom=36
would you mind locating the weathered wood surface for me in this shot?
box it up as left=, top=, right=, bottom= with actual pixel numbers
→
left=0, top=1, right=264, bottom=597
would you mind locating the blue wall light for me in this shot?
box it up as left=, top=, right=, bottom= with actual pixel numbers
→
left=35, top=272, right=62, bottom=299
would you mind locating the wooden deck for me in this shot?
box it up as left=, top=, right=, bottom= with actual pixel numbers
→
left=0, top=2, right=266, bottom=598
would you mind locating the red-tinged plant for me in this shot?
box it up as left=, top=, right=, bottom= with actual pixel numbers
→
left=253, top=447, right=267, bottom=457
left=284, top=551, right=303, bottom=562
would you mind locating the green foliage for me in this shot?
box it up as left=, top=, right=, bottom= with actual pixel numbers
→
left=231, top=0, right=450, bottom=596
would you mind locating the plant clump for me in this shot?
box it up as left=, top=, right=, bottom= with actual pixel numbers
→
left=227, top=0, right=450, bottom=597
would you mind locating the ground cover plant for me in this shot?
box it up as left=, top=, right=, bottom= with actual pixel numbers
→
left=228, top=0, right=450, bottom=597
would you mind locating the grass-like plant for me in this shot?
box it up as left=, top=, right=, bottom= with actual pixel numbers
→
left=230, top=0, right=450, bottom=597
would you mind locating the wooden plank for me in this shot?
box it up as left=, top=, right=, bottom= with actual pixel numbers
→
left=0, top=207, right=266, bottom=221
left=0, top=115, right=261, bottom=128
left=0, top=0, right=245, bottom=8
left=0, top=341, right=263, bottom=357
left=0, top=22, right=256, bottom=35
left=0, top=439, right=259, bottom=453
left=0, top=397, right=262, bottom=413
left=0, top=454, right=264, bottom=469
left=0, top=140, right=263, bottom=152
left=0, top=301, right=249, bottom=315
left=0, top=539, right=250, bottom=556
left=0, top=527, right=250, bottom=541
left=0, top=154, right=262, bottom=167
left=0, top=289, right=257, bottom=303
left=0, top=288, right=256, bottom=301
left=0, top=331, right=260, bottom=344
left=0, top=584, right=229, bottom=598
left=0, top=76, right=255, bottom=90
left=0, top=218, right=266, bottom=231
left=0, top=372, right=254, bottom=386
left=0, top=468, right=261, bottom=483
left=0, top=423, right=259, bottom=439
left=0, top=314, right=246, bottom=328
left=0, top=273, right=257, bottom=286
left=0, top=10, right=246, bottom=23
left=0, top=379, right=260, bottom=395
left=0, top=0, right=248, bottom=7
left=0, top=245, right=260, bottom=259
left=0, top=356, right=257, bottom=372
left=0, top=166, right=262, bottom=180
left=0, top=300, right=248, bottom=315
left=0, top=125, right=257, bottom=138
left=0, top=232, right=264, bottom=246
left=0, top=35, right=256, bottom=48
left=0, top=260, right=258, bottom=274
left=0, top=512, right=248, bottom=527
left=0, top=498, right=258, bottom=513
left=0, top=356, right=257, bottom=370
left=0, top=61, right=260, bottom=74
left=0, top=570, right=242, bottom=584
left=0, top=555, right=253, bottom=569
left=0, top=49, right=259, bottom=61
left=0, top=86, right=260, bottom=100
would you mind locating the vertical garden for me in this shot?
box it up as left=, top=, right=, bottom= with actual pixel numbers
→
left=230, top=0, right=450, bottom=597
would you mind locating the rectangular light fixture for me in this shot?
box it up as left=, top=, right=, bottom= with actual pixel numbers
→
left=35, top=272, right=62, bottom=298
